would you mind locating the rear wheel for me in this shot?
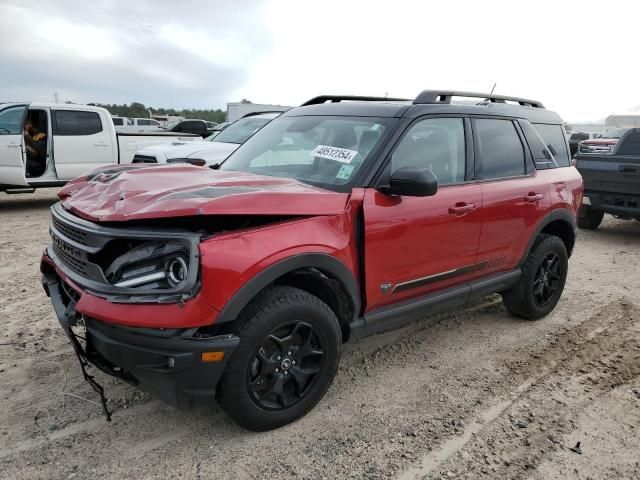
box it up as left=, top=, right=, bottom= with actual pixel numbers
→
left=577, top=205, right=604, bottom=230
left=217, top=286, right=341, bottom=431
left=502, top=234, right=568, bottom=320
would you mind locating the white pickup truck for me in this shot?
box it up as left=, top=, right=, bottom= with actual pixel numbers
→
left=0, top=102, right=199, bottom=193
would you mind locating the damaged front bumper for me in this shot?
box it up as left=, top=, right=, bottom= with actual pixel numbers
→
left=42, top=267, right=240, bottom=412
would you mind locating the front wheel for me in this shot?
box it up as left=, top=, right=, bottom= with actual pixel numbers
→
left=217, top=286, right=341, bottom=431
left=577, top=205, right=604, bottom=230
left=502, top=234, right=568, bottom=320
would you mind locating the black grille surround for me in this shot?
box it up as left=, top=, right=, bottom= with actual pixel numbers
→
left=48, top=202, right=201, bottom=304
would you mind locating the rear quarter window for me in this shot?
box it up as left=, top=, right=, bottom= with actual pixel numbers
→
left=54, top=110, right=103, bottom=136
left=533, top=123, right=571, bottom=167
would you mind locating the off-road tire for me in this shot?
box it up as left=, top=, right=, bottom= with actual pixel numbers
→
left=577, top=205, right=604, bottom=230
left=217, top=286, right=341, bottom=431
left=502, top=234, right=568, bottom=320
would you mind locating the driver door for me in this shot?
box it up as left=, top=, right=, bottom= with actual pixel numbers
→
left=0, top=104, right=28, bottom=187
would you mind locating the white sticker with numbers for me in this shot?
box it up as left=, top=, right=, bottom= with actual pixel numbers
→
left=310, top=145, right=358, bottom=163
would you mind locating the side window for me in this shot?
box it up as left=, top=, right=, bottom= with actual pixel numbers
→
left=474, top=119, right=525, bottom=179
left=0, top=105, right=27, bottom=135
left=112, top=118, right=123, bottom=126
left=391, top=117, right=466, bottom=186
left=54, top=111, right=103, bottom=136
left=533, top=124, right=571, bottom=167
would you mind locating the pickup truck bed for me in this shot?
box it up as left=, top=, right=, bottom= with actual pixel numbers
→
left=576, top=128, right=640, bottom=228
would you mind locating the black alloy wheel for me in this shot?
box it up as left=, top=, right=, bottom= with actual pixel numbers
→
left=532, top=252, right=562, bottom=307
left=247, top=321, right=325, bottom=410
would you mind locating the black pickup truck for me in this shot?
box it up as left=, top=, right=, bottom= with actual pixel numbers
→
left=576, top=128, right=640, bottom=229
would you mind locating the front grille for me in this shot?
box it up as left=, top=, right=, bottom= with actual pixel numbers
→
left=52, top=215, right=88, bottom=245
left=52, top=242, right=89, bottom=276
left=132, top=154, right=158, bottom=164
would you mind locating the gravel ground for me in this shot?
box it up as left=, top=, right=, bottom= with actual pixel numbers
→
left=1, top=189, right=639, bottom=480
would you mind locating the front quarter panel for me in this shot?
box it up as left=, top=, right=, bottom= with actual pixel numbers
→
left=199, top=203, right=362, bottom=318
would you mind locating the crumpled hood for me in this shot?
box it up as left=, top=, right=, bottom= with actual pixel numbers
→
left=58, top=165, right=349, bottom=222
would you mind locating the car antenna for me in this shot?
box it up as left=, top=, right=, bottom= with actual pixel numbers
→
left=490, top=83, right=497, bottom=95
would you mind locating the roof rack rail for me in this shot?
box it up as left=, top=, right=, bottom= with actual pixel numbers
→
left=301, top=95, right=410, bottom=106
left=413, top=90, right=545, bottom=109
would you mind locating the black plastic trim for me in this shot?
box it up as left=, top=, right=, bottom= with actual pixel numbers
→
left=49, top=202, right=201, bottom=303
left=519, top=208, right=577, bottom=263
left=350, top=269, right=521, bottom=339
left=215, top=253, right=361, bottom=324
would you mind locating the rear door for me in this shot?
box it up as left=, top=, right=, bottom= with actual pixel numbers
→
left=53, top=109, right=115, bottom=179
left=473, top=118, right=551, bottom=273
left=0, top=104, right=28, bottom=187
left=363, top=116, right=483, bottom=312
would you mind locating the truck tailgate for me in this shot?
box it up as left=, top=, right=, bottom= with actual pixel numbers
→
left=576, top=154, right=640, bottom=196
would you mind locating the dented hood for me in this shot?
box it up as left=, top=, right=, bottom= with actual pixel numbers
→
left=58, top=165, right=350, bottom=222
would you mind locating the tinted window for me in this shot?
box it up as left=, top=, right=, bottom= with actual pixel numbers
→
left=112, top=118, right=123, bottom=126
left=391, top=117, right=466, bottom=186
left=474, top=119, right=525, bottom=179
left=534, top=124, right=570, bottom=166
left=0, top=105, right=27, bottom=135
left=54, top=111, right=102, bottom=135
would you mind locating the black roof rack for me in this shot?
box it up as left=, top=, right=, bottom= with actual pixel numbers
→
left=301, top=95, right=410, bottom=106
left=413, top=90, right=545, bottom=109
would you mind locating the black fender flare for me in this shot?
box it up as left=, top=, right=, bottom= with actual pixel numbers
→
left=214, top=253, right=361, bottom=324
left=519, top=208, right=577, bottom=265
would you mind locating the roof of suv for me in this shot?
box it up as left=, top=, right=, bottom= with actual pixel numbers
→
left=285, top=91, right=563, bottom=124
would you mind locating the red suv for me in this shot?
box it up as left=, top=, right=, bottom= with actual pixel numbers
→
left=41, top=91, right=583, bottom=431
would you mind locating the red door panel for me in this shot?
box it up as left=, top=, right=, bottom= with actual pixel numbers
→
left=363, top=185, right=482, bottom=312
left=478, top=172, right=551, bottom=273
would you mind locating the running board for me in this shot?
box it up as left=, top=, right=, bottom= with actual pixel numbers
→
left=350, top=269, right=521, bottom=339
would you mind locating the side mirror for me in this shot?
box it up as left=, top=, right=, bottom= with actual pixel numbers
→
left=381, top=167, right=438, bottom=197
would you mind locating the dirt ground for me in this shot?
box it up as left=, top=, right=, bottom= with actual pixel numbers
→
left=1, top=189, right=639, bottom=480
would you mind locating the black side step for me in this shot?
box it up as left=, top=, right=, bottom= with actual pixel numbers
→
left=350, top=269, right=521, bottom=339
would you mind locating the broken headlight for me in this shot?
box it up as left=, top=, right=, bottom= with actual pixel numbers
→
left=104, top=241, right=190, bottom=289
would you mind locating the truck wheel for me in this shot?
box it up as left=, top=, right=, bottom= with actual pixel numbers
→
left=217, top=286, right=341, bottom=431
left=502, top=234, right=568, bottom=320
left=577, top=205, right=604, bottom=230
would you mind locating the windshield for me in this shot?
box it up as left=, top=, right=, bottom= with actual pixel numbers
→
left=602, top=128, right=628, bottom=139
left=214, top=116, right=273, bottom=144
left=219, top=115, right=393, bottom=191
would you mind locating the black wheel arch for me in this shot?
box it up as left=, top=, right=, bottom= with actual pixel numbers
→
left=520, top=209, right=577, bottom=265
left=214, top=254, right=361, bottom=339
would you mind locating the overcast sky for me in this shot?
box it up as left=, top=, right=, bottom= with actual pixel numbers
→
left=1, top=0, right=638, bottom=122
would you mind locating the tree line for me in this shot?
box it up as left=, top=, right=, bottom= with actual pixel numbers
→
left=89, top=102, right=227, bottom=123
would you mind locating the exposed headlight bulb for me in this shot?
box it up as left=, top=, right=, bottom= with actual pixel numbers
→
left=165, top=257, right=188, bottom=287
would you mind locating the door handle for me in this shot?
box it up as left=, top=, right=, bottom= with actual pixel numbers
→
left=6, top=144, right=20, bottom=148
left=448, top=202, right=476, bottom=216
left=92, top=143, right=108, bottom=147
left=524, top=192, right=544, bottom=203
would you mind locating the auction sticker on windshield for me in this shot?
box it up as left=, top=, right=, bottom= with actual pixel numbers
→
left=310, top=145, right=358, bottom=163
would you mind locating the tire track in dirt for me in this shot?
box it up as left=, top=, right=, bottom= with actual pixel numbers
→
left=398, top=298, right=640, bottom=479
